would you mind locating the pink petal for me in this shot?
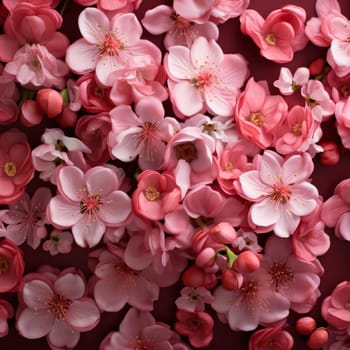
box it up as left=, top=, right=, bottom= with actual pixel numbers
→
left=112, top=128, right=141, bottom=161
left=141, top=324, right=173, bottom=342
left=274, top=210, right=299, bottom=238
left=227, top=300, right=259, bottom=331
left=142, top=5, right=173, bottom=35
left=72, top=219, right=106, bottom=248
left=85, top=167, right=119, bottom=197
left=128, top=277, right=159, bottom=311
left=258, top=292, right=290, bottom=324
left=282, top=154, right=313, bottom=184
left=57, top=166, right=84, bottom=202
left=337, top=213, right=350, bottom=240
left=23, top=280, right=54, bottom=310
left=66, top=299, right=100, bottom=331
left=54, top=274, right=85, bottom=301
left=96, top=55, right=123, bottom=86
left=250, top=198, right=280, bottom=227
left=17, top=308, right=54, bottom=339
left=78, top=7, right=109, bottom=44
left=259, top=151, right=283, bottom=185
left=135, top=97, right=164, bottom=123
left=239, top=170, right=268, bottom=200
left=191, top=37, right=223, bottom=68
left=48, top=196, right=81, bottom=228
left=112, top=13, right=142, bottom=46
left=125, top=235, right=152, bottom=270
left=217, top=54, right=248, bottom=89
left=204, top=87, right=234, bottom=117
left=0, top=34, right=18, bottom=62
left=172, top=81, right=203, bottom=116
left=94, top=278, right=127, bottom=312
left=321, top=195, right=349, bottom=227
left=288, top=182, right=318, bottom=216
left=120, top=308, right=156, bottom=338
left=167, top=46, right=194, bottom=80
left=48, top=319, right=80, bottom=348
left=99, top=191, right=131, bottom=225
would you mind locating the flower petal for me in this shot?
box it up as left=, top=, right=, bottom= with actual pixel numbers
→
left=99, top=191, right=131, bottom=225
left=48, top=196, right=81, bottom=228
left=172, top=81, right=203, bottom=116
left=54, top=274, right=85, bottom=301
left=23, top=280, right=54, bottom=310
left=167, top=46, right=194, bottom=80
left=48, top=319, right=80, bottom=348
left=65, top=299, right=100, bottom=331
left=250, top=198, right=280, bottom=227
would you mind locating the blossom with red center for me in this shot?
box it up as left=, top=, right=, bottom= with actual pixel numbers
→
left=165, top=36, right=248, bottom=117
left=47, top=165, right=132, bottom=248
left=237, top=150, right=319, bottom=237
left=66, top=7, right=160, bottom=86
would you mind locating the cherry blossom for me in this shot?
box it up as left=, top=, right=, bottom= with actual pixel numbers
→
left=274, top=67, right=310, bottom=95
left=42, top=229, right=73, bottom=256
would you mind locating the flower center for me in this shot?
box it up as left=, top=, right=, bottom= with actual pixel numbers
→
left=266, top=262, right=294, bottom=291
left=55, top=140, right=68, bottom=152
left=175, top=142, right=198, bottom=163
left=241, top=280, right=258, bottom=301
left=305, top=96, right=319, bottom=108
left=144, top=186, right=160, bottom=201
left=94, top=86, right=106, bottom=98
left=136, top=122, right=159, bottom=161
left=97, top=32, right=124, bottom=57
left=265, top=33, right=277, bottom=46
left=3, top=162, right=16, bottom=177
left=249, top=112, right=264, bottom=126
left=292, top=122, right=302, bottom=135
left=47, top=294, right=72, bottom=320
left=192, top=71, right=215, bottom=89
left=190, top=216, right=213, bottom=229
left=136, top=337, right=149, bottom=350
left=189, top=292, right=200, bottom=302
left=30, top=56, right=42, bottom=71
left=270, top=183, right=291, bottom=205
left=50, top=234, right=60, bottom=243
left=80, top=194, right=102, bottom=214
left=0, top=256, right=9, bottom=274
left=345, top=302, right=350, bottom=310
left=202, top=123, right=216, bottom=133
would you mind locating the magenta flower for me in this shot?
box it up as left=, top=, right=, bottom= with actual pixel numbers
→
left=165, top=36, right=248, bottom=117
left=16, top=270, right=100, bottom=348
left=238, top=150, right=319, bottom=237
left=47, top=165, right=132, bottom=248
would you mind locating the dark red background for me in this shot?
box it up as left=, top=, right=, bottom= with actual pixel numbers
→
left=1, top=0, right=350, bottom=349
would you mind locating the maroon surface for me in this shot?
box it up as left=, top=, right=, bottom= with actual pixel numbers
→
left=1, top=0, right=350, bottom=349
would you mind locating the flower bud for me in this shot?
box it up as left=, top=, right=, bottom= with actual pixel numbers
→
left=295, top=317, right=316, bottom=335
left=209, top=222, right=237, bottom=244
left=234, top=250, right=260, bottom=274
left=221, top=269, right=243, bottom=290
left=182, top=265, right=205, bottom=288
left=195, top=247, right=216, bottom=268
left=309, top=58, right=325, bottom=76
left=20, top=100, right=44, bottom=127
left=306, top=328, right=328, bottom=349
left=56, top=106, right=78, bottom=128
left=36, top=88, right=63, bottom=118
left=319, top=141, right=340, bottom=166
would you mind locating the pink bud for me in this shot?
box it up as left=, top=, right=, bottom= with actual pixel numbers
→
left=308, top=58, right=325, bottom=76
left=182, top=265, right=205, bottom=288
left=56, top=106, right=78, bottom=128
left=221, top=269, right=243, bottom=290
left=20, top=100, right=44, bottom=127
left=296, top=317, right=316, bottom=335
left=306, top=328, right=328, bottom=349
left=209, top=222, right=237, bottom=244
left=234, top=250, right=260, bottom=274
left=36, top=88, right=63, bottom=118
left=319, top=141, right=340, bottom=166
left=195, top=247, right=216, bottom=268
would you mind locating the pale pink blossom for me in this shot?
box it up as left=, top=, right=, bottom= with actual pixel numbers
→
left=92, top=248, right=159, bottom=311
left=240, top=5, right=308, bottom=63
left=0, top=299, right=13, bottom=338
left=301, top=79, right=335, bottom=122
left=48, top=165, right=131, bottom=248
left=175, top=287, right=215, bottom=312
left=43, top=229, right=73, bottom=256
left=235, top=78, right=288, bottom=149
left=31, top=128, right=91, bottom=185
left=211, top=268, right=290, bottom=331
left=16, top=269, right=100, bottom=348
left=109, top=97, right=173, bottom=170
left=100, top=307, right=175, bottom=350
left=233, top=230, right=262, bottom=253
left=263, top=236, right=321, bottom=313
left=142, top=5, right=219, bottom=49
left=238, top=150, right=319, bottom=237
left=165, top=36, right=248, bottom=117
left=1, top=187, right=51, bottom=249
left=66, top=7, right=160, bottom=86
left=273, top=67, right=310, bottom=95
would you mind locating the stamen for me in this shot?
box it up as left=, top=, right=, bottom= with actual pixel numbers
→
left=144, top=186, right=160, bottom=201
left=265, top=33, right=277, bottom=46
left=249, top=112, right=264, bottom=126
left=3, top=162, right=16, bottom=177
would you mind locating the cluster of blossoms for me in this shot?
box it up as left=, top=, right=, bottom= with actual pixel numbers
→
left=0, top=0, right=349, bottom=349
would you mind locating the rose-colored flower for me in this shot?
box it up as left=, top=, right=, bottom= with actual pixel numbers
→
left=1, top=187, right=51, bottom=249
left=0, top=128, right=34, bottom=205
left=165, top=36, right=248, bottom=117
left=16, top=269, right=100, bottom=348
left=174, top=309, right=214, bottom=348
left=43, top=229, right=73, bottom=256
left=238, top=150, right=319, bottom=237
left=0, top=238, right=24, bottom=292
left=48, top=165, right=132, bottom=248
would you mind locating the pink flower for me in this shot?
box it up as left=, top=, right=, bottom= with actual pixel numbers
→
left=273, top=67, right=310, bottom=95
left=1, top=187, right=51, bottom=249
left=48, top=165, right=131, bottom=248
left=174, top=309, right=214, bottom=348
left=92, top=249, right=159, bottom=312
left=238, top=150, right=319, bottom=237
left=235, top=78, right=288, bottom=149
left=100, top=307, right=174, bottom=350
left=211, top=269, right=290, bottom=331
left=66, top=7, right=159, bottom=86
left=249, top=322, right=294, bottom=350
left=43, top=229, right=73, bottom=256
left=175, top=287, right=215, bottom=312
left=0, top=238, right=24, bottom=292
left=142, top=5, right=219, bottom=49
left=240, top=5, right=308, bottom=63
left=132, top=170, right=181, bottom=221
left=165, top=36, right=248, bottom=117
left=0, top=128, right=34, bottom=205
left=109, top=97, right=172, bottom=170
left=16, top=269, right=100, bottom=348
left=322, top=281, right=350, bottom=330
left=0, top=299, right=13, bottom=338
